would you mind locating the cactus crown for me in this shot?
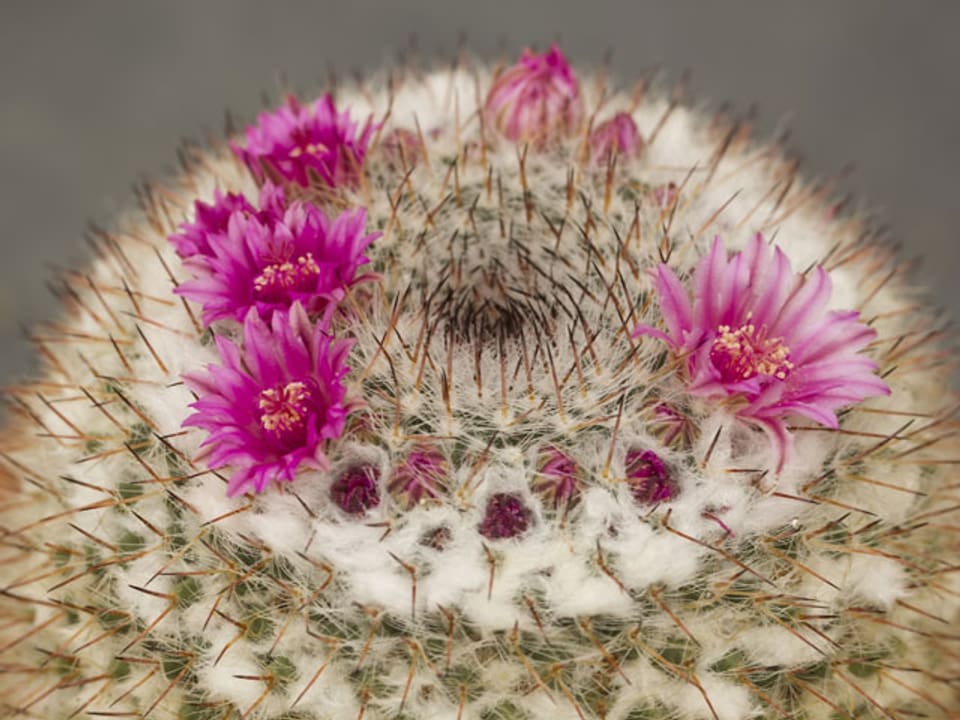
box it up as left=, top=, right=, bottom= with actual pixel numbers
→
left=0, top=45, right=957, bottom=720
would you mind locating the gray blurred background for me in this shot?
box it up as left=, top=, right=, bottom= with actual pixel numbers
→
left=1, top=1, right=958, bottom=384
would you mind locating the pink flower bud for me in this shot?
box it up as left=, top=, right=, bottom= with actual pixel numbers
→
left=484, top=44, right=583, bottom=146
left=534, top=447, right=581, bottom=510
left=388, top=447, right=446, bottom=509
left=589, top=112, right=643, bottom=164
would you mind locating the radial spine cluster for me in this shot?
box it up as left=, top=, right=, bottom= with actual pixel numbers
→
left=0, top=44, right=958, bottom=720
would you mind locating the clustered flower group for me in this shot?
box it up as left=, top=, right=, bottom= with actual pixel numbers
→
left=174, top=45, right=889, bottom=528
left=173, top=94, right=378, bottom=497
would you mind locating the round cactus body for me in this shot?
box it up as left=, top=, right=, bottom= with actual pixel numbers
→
left=1, top=45, right=957, bottom=720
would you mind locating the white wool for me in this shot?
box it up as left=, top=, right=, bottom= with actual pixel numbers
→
left=841, top=553, right=910, bottom=611
left=114, top=559, right=173, bottom=623
left=521, top=692, right=593, bottom=720
left=609, top=519, right=705, bottom=588
left=381, top=68, right=482, bottom=129
left=198, top=642, right=265, bottom=707
left=738, top=624, right=831, bottom=667
left=675, top=674, right=758, bottom=720
left=244, top=493, right=314, bottom=556
left=288, top=663, right=361, bottom=717
left=183, top=474, right=248, bottom=529
left=640, top=105, right=713, bottom=170
left=544, top=560, right=635, bottom=616
left=608, top=657, right=760, bottom=720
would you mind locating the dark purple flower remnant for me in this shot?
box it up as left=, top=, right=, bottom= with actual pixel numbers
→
left=625, top=449, right=677, bottom=506
left=331, top=465, right=381, bottom=515
left=479, top=493, right=532, bottom=540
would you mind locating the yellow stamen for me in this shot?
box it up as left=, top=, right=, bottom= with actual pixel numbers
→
left=253, top=253, right=321, bottom=295
left=288, top=142, right=328, bottom=159
left=711, top=323, right=794, bottom=382
left=258, top=381, right=311, bottom=435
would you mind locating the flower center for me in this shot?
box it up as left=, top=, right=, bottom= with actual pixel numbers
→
left=709, top=322, right=793, bottom=384
left=253, top=253, right=321, bottom=299
left=288, top=142, right=328, bottom=158
left=258, top=381, right=312, bottom=438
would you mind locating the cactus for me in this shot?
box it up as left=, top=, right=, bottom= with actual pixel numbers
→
left=1, top=44, right=958, bottom=720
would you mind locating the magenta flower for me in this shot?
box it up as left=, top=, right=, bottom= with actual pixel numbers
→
left=479, top=493, right=532, bottom=540
left=169, top=182, right=286, bottom=261
left=176, top=202, right=378, bottom=325
left=484, top=44, right=583, bottom=146
left=589, top=112, right=643, bottom=164
left=232, top=94, right=375, bottom=188
left=183, top=305, right=353, bottom=496
left=169, top=191, right=251, bottom=260
left=634, top=234, right=890, bottom=467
